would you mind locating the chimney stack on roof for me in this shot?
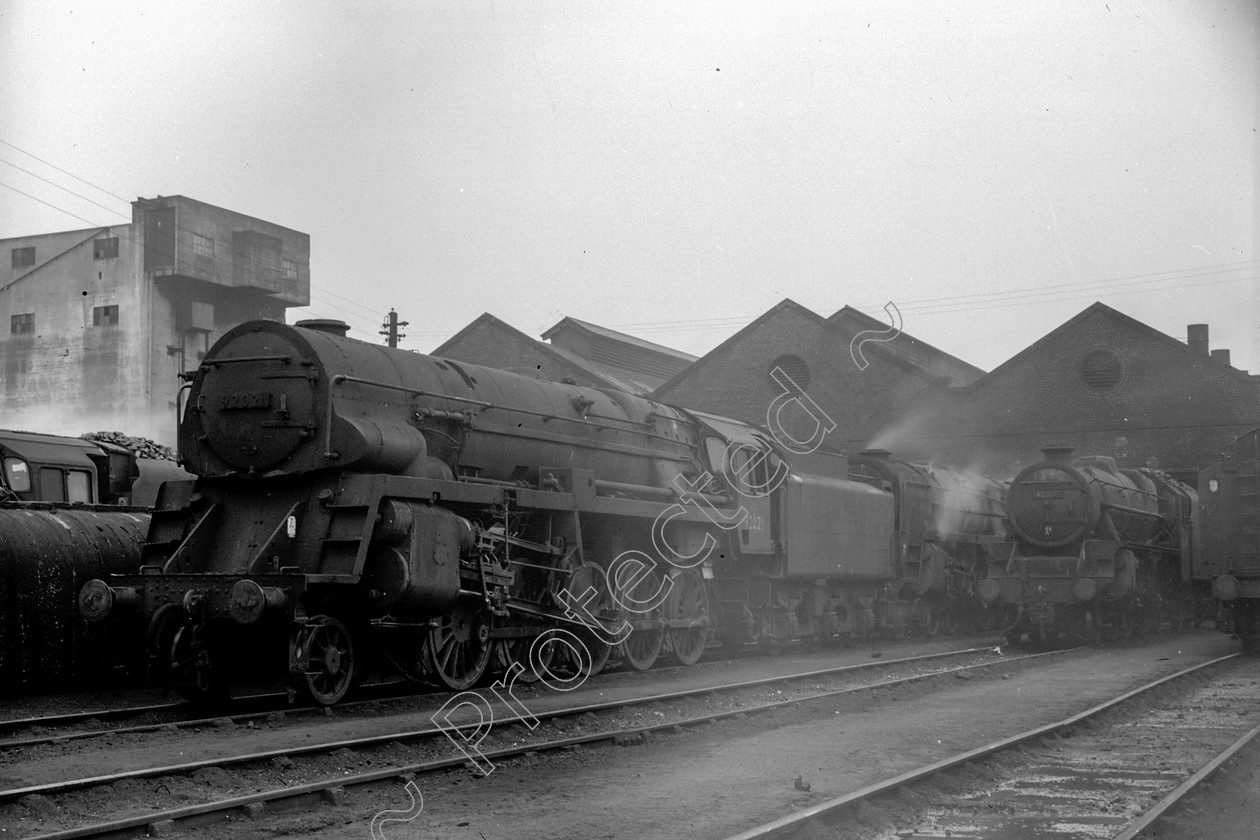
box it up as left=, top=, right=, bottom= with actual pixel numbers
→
left=1187, top=323, right=1209, bottom=355
left=1211, top=348, right=1232, bottom=367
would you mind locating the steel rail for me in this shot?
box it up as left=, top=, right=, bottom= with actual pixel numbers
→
left=12, top=646, right=1052, bottom=838
left=1112, top=719, right=1260, bottom=840
left=0, top=645, right=1013, bottom=803
left=0, top=701, right=186, bottom=737
left=0, top=634, right=899, bottom=750
left=719, top=652, right=1241, bottom=840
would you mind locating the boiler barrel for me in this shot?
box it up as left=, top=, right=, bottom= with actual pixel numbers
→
left=0, top=506, right=149, bottom=695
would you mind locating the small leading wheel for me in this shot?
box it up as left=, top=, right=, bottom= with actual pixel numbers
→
left=664, top=568, right=709, bottom=666
left=168, top=619, right=225, bottom=705
left=425, top=606, right=492, bottom=690
left=298, top=615, right=357, bottom=706
left=618, top=566, right=664, bottom=671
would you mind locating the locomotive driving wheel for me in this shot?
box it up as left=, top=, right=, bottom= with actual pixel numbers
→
left=425, top=604, right=492, bottom=690
left=491, top=620, right=555, bottom=685
left=560, top=562, right=614, bottom=677
left=664, top=567, right=709, bottom=666
left=297, top=615, right=357, bottom=706
left=618, top=566, right=665, bottom=671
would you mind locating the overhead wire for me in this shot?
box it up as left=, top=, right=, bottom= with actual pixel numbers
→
left=1, top=142, right=393, bottom=340
left=3, top=136, right=1253, bottom=355
left=0, top=138, right=134, bottom=205
left=0, top=158, right=132, bottom=222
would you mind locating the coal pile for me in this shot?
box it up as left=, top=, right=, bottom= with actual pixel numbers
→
left=81, top=431, right=177, bottom=461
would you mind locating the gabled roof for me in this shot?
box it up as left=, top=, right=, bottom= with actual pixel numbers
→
left=652, top=298, right=976, bottom=398
left=961, top=301, right=1260, bottom=390
left=541, top=316, right=698, bottom=363
left=430, top=312, right=531, bottom=358
left=828, top=305, right=985, bottom=385
left=431, top=313, right=665, bottom=395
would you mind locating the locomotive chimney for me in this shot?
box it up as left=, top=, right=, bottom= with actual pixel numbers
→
left=1211, top=348, right=1232, bottom=367
left=1187, top=323, right=1209, bottom=355
left=859, top=448, right=892, bottom=461
left=296, top=318, right=350, bottom=337
left=1041, top=446, right=1075, bottom=464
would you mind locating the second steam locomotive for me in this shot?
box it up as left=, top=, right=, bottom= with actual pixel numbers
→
left=979, top=446, right=1208, bottom=645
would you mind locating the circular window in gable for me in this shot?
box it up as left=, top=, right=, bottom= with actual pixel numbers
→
left=1080, top=350, right=1124, bottom=391
left=769, top=354, right=810, bottom=391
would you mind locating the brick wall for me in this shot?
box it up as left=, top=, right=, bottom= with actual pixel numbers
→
left=655, top=304, right=948, bottom=455
left=919, top=307, right=1260, bottom=479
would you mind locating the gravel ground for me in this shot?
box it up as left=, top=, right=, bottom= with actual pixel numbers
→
left=1134, top=720, right=1260, bottom=840
left=13, top=629, right=1230, bottom=840
left=3, top=630, right=1245, bottom=840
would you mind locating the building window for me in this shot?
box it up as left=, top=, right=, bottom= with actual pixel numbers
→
left=193, top=233, right=214, bottom=257
left=93, top=237, right=119, bottom=260
left=769, top=354, right=810, bottom=391
left=92, top=305, right=119, bottom=327
left=10, top=313, right=34, bottom=335
left=11, top=247, right=35, bottom=268
left=282, top=259, right=298, bottom=280
left=1080, top=350, right=1124, bottom=391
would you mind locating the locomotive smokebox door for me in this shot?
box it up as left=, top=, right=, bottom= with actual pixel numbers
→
left=197, top=331, right=316, bottom=472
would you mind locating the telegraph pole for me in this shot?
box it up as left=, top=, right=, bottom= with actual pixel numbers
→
left=380, top=308, right=408, bottom=348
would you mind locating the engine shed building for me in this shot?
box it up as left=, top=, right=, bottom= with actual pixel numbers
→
left=651, top=299, right=984, bottom=457
left=0, top=195, right=309, bottom=444
left=920, top=303, right=1260, bottom=483
left=434, top=313, right=696, bottom=396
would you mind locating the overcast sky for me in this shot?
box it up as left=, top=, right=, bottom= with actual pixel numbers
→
left=2, top=1, right=1256, bottom=374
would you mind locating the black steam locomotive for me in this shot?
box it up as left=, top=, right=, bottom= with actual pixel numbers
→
left=79, top=319, right=1006, bottom=704
left=978, top=446, right=1206, bottom=645
left=1197, top=428, right=1260, bottom=652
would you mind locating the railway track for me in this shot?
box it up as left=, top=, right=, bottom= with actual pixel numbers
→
left=0, top=635, right=788, bottom=749
left=0, top=644, right=1040, bottom=839
left=0, top=686, right=433, bottom=752
left=1114, top=719, right=1260, bottom=840
left=721, top=652, right=1259, bottom=839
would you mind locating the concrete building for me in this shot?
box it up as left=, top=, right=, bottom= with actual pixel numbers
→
left=1, top=195, right=309, bottom=443
left=435, top=313, right=696, bottom=396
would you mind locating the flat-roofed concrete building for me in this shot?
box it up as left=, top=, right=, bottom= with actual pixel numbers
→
left=0, top=195, right=309, bottom=443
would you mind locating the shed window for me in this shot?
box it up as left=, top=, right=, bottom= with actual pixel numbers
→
left=769, top=354, right=810, bottom=391
left=283, top=259, right=298, bottom=280
left=10, top=313, right=33, bottom=335
left=1080, top=350, right=1123, bottom=391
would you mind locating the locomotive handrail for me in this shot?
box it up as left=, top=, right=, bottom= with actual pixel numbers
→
left=330, top=374, right=494, bottom=408
left=332, top=373, right=686, bottom=444
left=200, top=354, right=294, bottom=368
